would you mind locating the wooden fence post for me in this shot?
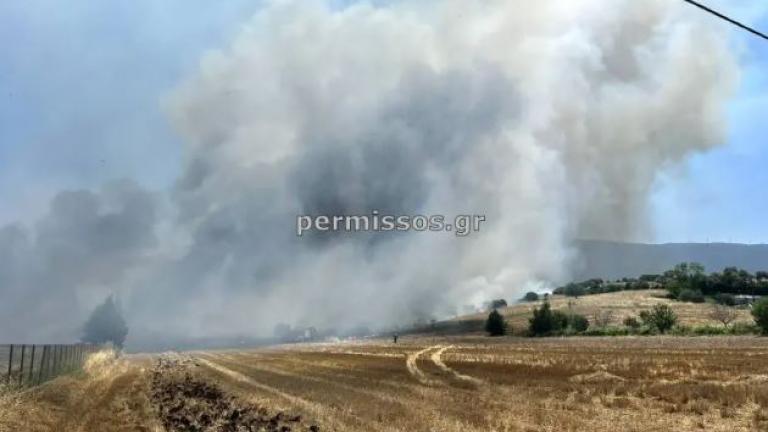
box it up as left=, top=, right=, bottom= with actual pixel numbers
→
left=18, top=345, right=26, bottom=387
left=53, top=345, right=59, bottom=375
left=6, top=344, right=14, bottom=386
left=28, top=345, right=36, bottom=384
left=37, top=346, right=47, bottom=384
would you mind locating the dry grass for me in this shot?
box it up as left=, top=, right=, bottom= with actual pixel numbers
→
left=0, top=349, right=161, bottom=432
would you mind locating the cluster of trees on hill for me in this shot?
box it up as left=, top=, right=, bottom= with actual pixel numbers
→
left=552, top=263, right=768, bottom=300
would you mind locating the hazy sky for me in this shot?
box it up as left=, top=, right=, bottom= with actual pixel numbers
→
left=1, top=0, right=766, bottom=344
left=0, top=0, right=766, bottom=242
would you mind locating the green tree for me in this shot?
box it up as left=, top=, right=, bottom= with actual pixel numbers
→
left=488, top=299, right=508, bottom=310
left=640, top=304, right=678, bottom=334
left=551, top=310, right=570, bottom=331
left=82, top=295, right=128, bottom=348
left=563, top=283, right=586, bottom=298
left=522, top=292, right=539, bottom=302
left=665, top=262, right=706, bottom=298
left=485, top=309, right=508, bottom=336
left=529, top=300, right=555, bottom=336
left=752, top=298, right=768, bottom=335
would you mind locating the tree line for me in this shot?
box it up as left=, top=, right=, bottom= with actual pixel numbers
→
left=550, top=263, right=768, bottom=300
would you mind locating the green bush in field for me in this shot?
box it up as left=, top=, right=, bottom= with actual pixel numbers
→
left=714, top=293, right=737, bottom=306
left=529, top=301, right=556, bottom=336
left=551, top=311, right=570, bottom=332
left=583, top=326, right=630, bottom=336
left=568, top=314, right=590, bottom=333
left=639, top=304, right=678, bottom=334
left=752, top=298, right=768, bottom=335
left=678, top=289, right=705, bottom=303
left=729, top=322, right=760, bottom=335
left=623, top=316, right=641, bottom=329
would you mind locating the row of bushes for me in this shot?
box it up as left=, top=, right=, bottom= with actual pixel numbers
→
left=484, top=298, right=768, bottom=337
left=549, top=263, right=768, bottom=300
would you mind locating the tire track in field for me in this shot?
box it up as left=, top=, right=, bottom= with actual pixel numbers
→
left=201, top=352, right=409, bottom=407
left=405, top=346, right=443, bottom=386
left=197, top=357, right=319, bottom=411
left=430, top=346, right=484, bottom=386
left=197, top=356, right=378, bottom=431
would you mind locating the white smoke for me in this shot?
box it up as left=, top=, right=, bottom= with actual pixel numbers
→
left=0, top=0, right=739, bottom=343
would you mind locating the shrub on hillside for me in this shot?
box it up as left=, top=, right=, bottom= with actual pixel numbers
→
left=583, top=326, right=630, bottom=336
left=528, top=302, right=590, bottom=336
left=551, top=310, right=570, bottom=332
left=639, top=304, right=678, bottom=334
left=729, top=322, right=760, bottom=335
left=714, top=293, right=737, bottom=306
left=568, top=314, right=590, bottom=333
left=623, top=316, right=641, bottom=329
left=485, top=309, right=508, bottom=336
left=563, top=283, right=586, bottom=298
left=709, top=304, right=738, bottom=328
left=752, top=298, right=768, bottom=335
left=529, top=301, right=556, bottom=336
left=678, top=288, right=705, bottom=303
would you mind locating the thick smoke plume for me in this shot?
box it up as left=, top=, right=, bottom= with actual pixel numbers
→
left=0, top=0, right=737, bottom=345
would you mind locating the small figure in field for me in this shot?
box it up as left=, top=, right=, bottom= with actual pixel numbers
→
left=393, top=333, right=399, bottom=344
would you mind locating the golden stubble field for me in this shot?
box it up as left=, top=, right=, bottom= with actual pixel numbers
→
left=3, top=335, right=768, bottom=432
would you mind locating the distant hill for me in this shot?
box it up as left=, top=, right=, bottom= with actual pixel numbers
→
left=447, top=289, right=753, bottom=336
left=573, top=240, right=768, bottom=281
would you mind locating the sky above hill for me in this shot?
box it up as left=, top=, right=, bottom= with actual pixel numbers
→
left=1, top=0, right=767, bottom=344
left=1, top=0, right=766, bottom=243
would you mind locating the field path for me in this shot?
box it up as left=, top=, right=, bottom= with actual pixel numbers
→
left=406, top=345, right=483, bottom=386
left=429, top=346, right=483, bottom=385
left=405, top=346, right=442, bottom=385
left=197, top=356, right=320, bottom=411
left=196, top=354, right=382, bottom=431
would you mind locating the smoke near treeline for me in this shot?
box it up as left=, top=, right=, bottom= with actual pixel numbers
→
left=0, top=0, right=738, bottom=346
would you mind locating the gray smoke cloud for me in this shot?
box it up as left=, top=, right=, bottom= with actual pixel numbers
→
left=0, top=180, right=156, bottom=342
left=0, top=0, right=737, bottom=345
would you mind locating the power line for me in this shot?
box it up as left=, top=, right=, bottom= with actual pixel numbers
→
left=682, top=0, right=768, bottom=42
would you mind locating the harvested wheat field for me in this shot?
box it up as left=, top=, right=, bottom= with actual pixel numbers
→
left=3, top=336, right=768, bottom=432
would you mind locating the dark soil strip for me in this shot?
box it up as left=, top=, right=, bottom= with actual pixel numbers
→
left=150, top=357, right=319, bottom=432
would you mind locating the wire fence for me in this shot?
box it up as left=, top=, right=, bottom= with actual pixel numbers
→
left=0, top=344, right=100, bottom=390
